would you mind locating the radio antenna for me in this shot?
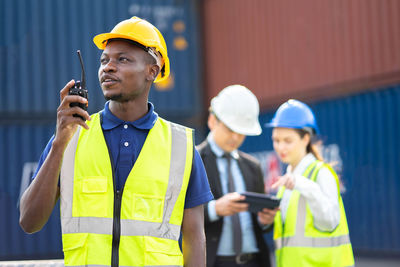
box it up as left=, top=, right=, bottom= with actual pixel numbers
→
left=77, top=50, right=86, bottom=89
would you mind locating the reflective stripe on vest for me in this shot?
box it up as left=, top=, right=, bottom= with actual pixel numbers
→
left=274, top=160, right=354, bottom=267
left=60, top=113, right=193, bottom=266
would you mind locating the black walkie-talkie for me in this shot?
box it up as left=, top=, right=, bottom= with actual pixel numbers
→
left=69, top=50, right=88, bottom=120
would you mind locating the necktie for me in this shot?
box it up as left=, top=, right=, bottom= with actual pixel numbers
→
left=224, top=153, right=242, bottom=256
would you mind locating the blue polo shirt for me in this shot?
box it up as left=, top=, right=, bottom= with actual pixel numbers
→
left=32, top=101, right=213, bottom=209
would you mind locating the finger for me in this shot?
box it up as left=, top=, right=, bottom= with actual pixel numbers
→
left=57, top=98, right=87, bottom=112
left=70, top=106, right=90, bottom=122
left=57, top=109, right=90, bottom=131
left=261, top=207, right=279, bottom=215
left=290, top=175, right=296, bottom=187
left=271, top=178, right=285, bottom=189
left=60, top=106, right=89, bottom=119
left=259, top=208, right=273, bottom=214
left=231, top=192, right=246, bottom=201
left=232, top=202, right=248, bottom=208
left=58, top=115, right=89, bottom=132
left=228, top=192, right=241, bottom=197
left=60, top=95, right=89, bottom=109
left=78, top=119, right=90, bottom=130
left=60, top=80, right=76, bottom=102
left=257, top=212, right=275, bottom=224
left=257, top=212, right=271, bottom=220
left=279, top=175, right=290, bottom=187
left=231, top=203, right=249, bottom=212
left=63, top=116, right=90, bottom=131
left=259, top=209, right=278, bottom=217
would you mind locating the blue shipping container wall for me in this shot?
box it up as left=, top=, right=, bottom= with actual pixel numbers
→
left=0, top=0, right=203, bottom=118
left=241, top=85, right=400, bottom=255
left=0, top=0, right=202, bottom=260
left=0, top=123, right=62, bottom=260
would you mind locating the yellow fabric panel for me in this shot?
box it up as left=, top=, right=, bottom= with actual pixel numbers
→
left=341, top=244, right=355, bottom=266
left=273, top=187, right=286, bottom=239
left=276, top=246, right=349, bottom=267
left=132, top=193, right=165, bottom=222
left=63, top=233, right=88, bottom=266
left=169, top=127, right=193, bottom=225
left=63, top=233, right=112, bottom=266
left=119, top=236, right=183, bottom=266
left=73, top=113, right=114, bottom=218
left=304, top=198, right=350, bottom=238
left=121, top=118, right=171, bottom=222
left=144, top=236, right=183, bottom=266
left=118, top=236, right=145, bottom=266
left=284, top=190, right=300, bottom=237
left=273, top=189, right=301, bottom=239
left=305, top=165, right=350, bottom=237
left=273, top=211, right=282, bottom=240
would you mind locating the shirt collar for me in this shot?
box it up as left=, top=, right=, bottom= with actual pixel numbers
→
left=207, top=132, right=240, bottom=160
left=101, top=101, right=158, bottom=130
left=287, top=153, right=316, bottom=175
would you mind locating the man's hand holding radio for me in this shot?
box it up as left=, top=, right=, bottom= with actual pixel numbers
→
left=54, top=79, right=90, bottom=151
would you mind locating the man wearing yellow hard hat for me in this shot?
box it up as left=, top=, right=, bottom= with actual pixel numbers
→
left=19, top=17, right=213, bottom=267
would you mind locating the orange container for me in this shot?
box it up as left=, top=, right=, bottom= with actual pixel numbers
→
left=202, top=0, right=400, bottom=110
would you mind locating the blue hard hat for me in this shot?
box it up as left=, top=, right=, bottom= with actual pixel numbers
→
left=266, top=99, right=320, bottom=134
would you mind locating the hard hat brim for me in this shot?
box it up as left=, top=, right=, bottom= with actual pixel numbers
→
left=265, top=121, right=302, bottom=129
left=233, top=124, right=262, bottom=136
left=265, top=122, right=319, bottom=135
left=93, top=33, right=146, bottom=50
left=221, top=117, right=262, bottom=136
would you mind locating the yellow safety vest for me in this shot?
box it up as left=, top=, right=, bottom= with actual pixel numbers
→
left=59, top=112, right=193, bottom=267
left=274, top=161, right=354, bottom=267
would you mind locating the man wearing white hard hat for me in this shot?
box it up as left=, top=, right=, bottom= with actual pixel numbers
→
left=197, top=85, right=277, bottom=267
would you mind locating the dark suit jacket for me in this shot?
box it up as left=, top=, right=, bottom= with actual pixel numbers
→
left=197, top=140, right=272, bottom=267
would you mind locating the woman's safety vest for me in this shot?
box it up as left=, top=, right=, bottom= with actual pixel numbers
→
left=274, top=160, right=354, bottom=267
left=59, top=112, right=193, bottom=267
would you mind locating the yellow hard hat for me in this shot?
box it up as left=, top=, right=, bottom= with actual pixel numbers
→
left=93, top=16, right=170, bottom=83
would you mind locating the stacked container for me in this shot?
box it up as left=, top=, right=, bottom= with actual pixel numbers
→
left=202, top=0, right=400, bottom=109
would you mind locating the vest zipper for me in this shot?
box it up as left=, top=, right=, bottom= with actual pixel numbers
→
left=101, top=113, right=122, bottom=267
left=112, top=189, right=122, bottom=267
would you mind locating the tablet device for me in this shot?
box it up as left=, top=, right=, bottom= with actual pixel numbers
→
left=239, top=192, right=281, bottom=212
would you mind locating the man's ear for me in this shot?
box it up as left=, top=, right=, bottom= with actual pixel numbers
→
left=208, top=113, right=216, bottom=130
left=147, top=64, right=160, bottom=81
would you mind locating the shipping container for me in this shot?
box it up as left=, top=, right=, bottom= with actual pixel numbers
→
left=0, top=123, right=62, bottom=260
left=201, top=0, right=400, bottom=110
left=0, top=0, right=203, bottom=118
left=0, top=0, right=204, bottom=260
left=241, top=85, right=400, bottom=256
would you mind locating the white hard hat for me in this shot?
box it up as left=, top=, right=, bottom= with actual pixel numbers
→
left=210, top=85, right=262, bottom=136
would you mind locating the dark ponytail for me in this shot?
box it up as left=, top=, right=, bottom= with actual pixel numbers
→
left=295, top=129, right=324, bottom=162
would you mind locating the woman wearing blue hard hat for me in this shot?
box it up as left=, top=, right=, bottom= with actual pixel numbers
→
left=266, top=99, right=354, bottom=267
